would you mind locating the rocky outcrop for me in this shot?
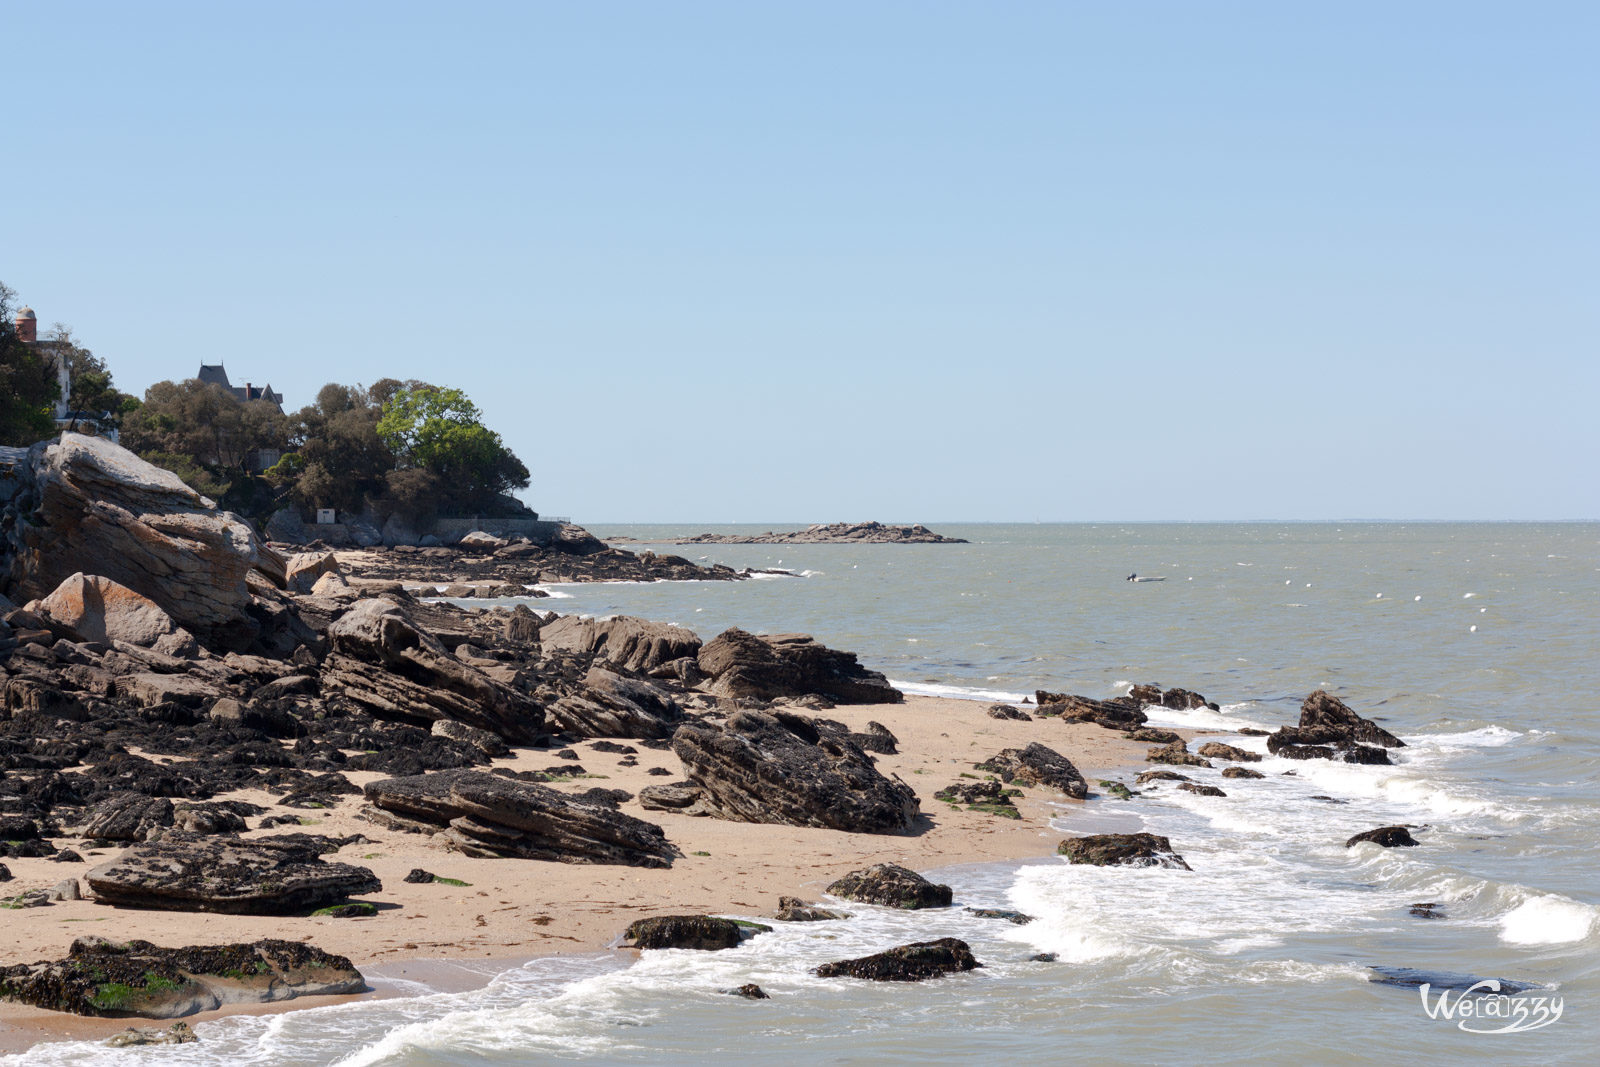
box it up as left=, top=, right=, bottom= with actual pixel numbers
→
left=1128, top=684, right=1220, bottom=712
left=362, top=769, right=676, bottom=866
left=1267, top=691, right=1405, bottom=762
left=825, top=863, right=952, bottom=909
left=79, top=795, right=175, bottom=842
left=1032, top=691, right=1147, bottom=730
left=974, top=742, right=1088, bottom=799
left=620, top=915, right=768, bottom=950
left=1345, top=825, right=1420, bottom=848
left=1179, top=782, right=1226, bottom=797
left=813, top=938, right=980, bottom=981
left=84, top=834, right=381, bottom=913
left=1222, top=766, right=1265, bottom=780
left=697, top=628, right=902, bottom=705
left=1057, top=833, right=1192, bottom=870
left=322, top=598, right=544, bottom=743
left=679, top=522, right=968, bottom=545
left=987, top=704, right=1031, bottom=721
left=538, top=615, right=703, bottom=675
left=0, top=937, right=363, bottom=1017
left=3, top=435, right=288, bottom=651
left=668, top=711, right=920, bottom=833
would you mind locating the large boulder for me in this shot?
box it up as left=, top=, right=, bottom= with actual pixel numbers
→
left=3, top=435, right=287, bottom=650
left=1033, top=691, right=1147, bottom=730
left=974, top=742, right=1088, bottom=799
left=825, top=863, right=952, bottom=909
left=538, top=614, right=703, bottom=675
left=36, top=572, right=196, bottom=656
left=0, top=937, right=363, bottom=1018
left=669, top=710, right=921, bottom=833
left=697, top=628, right=902, bottom=705
left=814, top=938, right=980, bottom=981
left=284, top=551, right=341, bottom=594
left=1345, top=825, right=1420, bottom=848
left=84, top=834, right=381, bottom=913
left=1267, top=691, right=1405, bottom=760
left=322, top=598, right=544, bottom=743
left=79, top=795, right=175, bottom=843
left=362, top=769, right=676, bottom=867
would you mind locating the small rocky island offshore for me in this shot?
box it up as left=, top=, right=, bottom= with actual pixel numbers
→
left=664, top=522, right=967, bottom=545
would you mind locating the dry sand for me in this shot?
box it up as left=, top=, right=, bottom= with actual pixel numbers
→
left=0, top=695, right=1161, bottom=1054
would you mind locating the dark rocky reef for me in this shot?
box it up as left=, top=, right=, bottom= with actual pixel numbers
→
left=774, top=896, right=848, bottom=922
left=0, top=937, right=363, bottom=1017
left=1033, top=691, right=1147, bottom=730
left=677, top=522, right=967, bottom=545
left=1058, top=832, right=1192, bottom=870
left=813, top=938, right=980, bottom=981
left=363, top=769, right=676, bottom=866
left=1267, top=691, right=1404, bottom=764
left=825, top=863, right=952, bottom=909
left=1195, top=741, right=1261, bottom=763
left=84, top=833, right=380, bottom=913
left=658, top=710, right=920, bottom=833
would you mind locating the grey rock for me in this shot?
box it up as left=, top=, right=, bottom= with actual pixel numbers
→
left=825, top=863, right=952, bottom=909
left=697, top=628, right=902, bottom=705
left=975, top=742, right=1088, bottom=799
left=84, top=834, right=381, bottom=913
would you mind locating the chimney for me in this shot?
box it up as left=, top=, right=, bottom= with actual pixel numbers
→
left=14, top=306, right=37, bottom=344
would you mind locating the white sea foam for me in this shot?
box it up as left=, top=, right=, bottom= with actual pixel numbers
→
left=1498, top=894, right=1600, bottom=945
left=892, top=679, right=1030, bottom=703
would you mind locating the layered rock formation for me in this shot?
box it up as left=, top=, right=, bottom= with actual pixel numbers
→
left=1057, top=832, right=1192, bottom=870
left=825, top=863, right=952, bottom=908
left=697, top=628, right=902, bottom=705
left=1267, top=690, right=1404, bottom=763
left=974, top=742, right=1088, bottom=799
left=362, top=769, right=676, bottom=866
left=654, top=711, right=920, bottom=833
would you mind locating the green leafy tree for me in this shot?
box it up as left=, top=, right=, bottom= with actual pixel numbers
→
left=46, top=323, right=140, bottom=428
left=376, top=383, right=529, bottom=513
left=122, top=379, right=288, bottom=497
left=285, top=382, right=393, bottom=512
left=0, top=281, right=59, bottom=445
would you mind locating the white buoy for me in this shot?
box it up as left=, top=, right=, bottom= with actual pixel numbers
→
left=1414, top=595, right=1422, bottom=602
left=1470, top=625, right=1477, bottom=632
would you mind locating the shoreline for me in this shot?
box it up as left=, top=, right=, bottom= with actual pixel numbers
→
left=0, top=696, right=1163, bottom=1056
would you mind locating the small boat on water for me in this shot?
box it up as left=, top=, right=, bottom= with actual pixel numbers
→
left=1126, top=573, right=1166, bottom=582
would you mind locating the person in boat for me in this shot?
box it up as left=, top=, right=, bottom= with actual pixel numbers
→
left=1127, top=573, right=1136, bottom=582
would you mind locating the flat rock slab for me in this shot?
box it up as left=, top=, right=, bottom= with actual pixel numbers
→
left=0, top=937, right=363, bottom=1018
left=814, top=938, right=981, bottom=981
left=85, top=834, right=380, bottom=913
left=363, top=769, right=676, bottom=867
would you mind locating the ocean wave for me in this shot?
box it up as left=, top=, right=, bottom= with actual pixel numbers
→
left=1498, top=893, right=1600, bottom=946
left=892, top=680, right=1030, bottom=703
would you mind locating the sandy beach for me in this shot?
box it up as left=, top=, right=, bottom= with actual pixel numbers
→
left=0, top=696, right=1156, bottom=1054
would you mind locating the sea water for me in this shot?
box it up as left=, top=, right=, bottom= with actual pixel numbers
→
left=13, top=524, right=1598, bottom=1064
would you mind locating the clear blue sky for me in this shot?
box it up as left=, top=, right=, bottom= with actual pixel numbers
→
left=8, top=1, right=1596, bottom=522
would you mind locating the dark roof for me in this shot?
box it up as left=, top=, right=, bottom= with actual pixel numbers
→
left=194, top=364, right=283, bottom=410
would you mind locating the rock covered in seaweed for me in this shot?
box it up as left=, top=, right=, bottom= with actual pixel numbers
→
left=825, top=863, right=952, bottom=909
left=1057, top=832, right=1192, bottom=870
left=621, top=915, right=769, bottom=950
left=975, top=742, right=1088, bottom=799
left=1345, top=825, right=1420, bottom=848
left=813, top=938, right=980, bottom=981
left=0, top=937, right=363, bottom=1017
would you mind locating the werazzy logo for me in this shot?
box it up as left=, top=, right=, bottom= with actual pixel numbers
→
left=1419, top=981, right=1562, bottom=1034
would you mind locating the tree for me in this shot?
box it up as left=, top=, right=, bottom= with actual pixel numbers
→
left=285, top=382, right=392, bottom=512
left=121, top=379, right=288, bottom=498
left=376, top=383, right=530, bottom=513
left=0, top=281, right=59, bottom=445
left=47, top=323, right=141, bottom=429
